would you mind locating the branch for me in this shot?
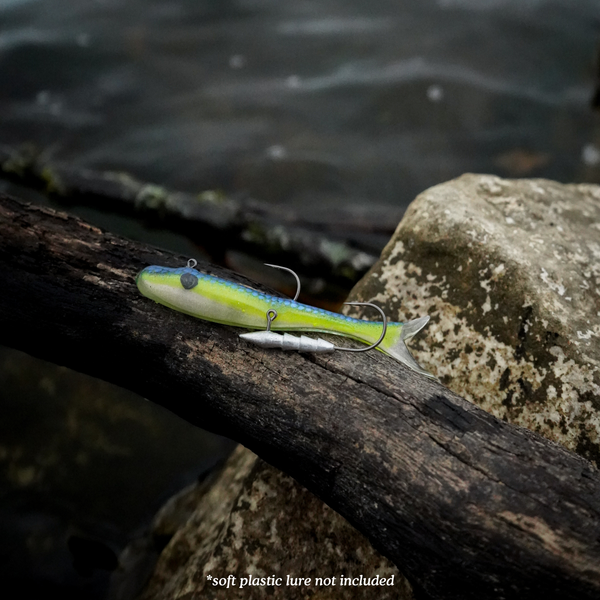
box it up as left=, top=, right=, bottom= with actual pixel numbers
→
left=0, top=192, right=599, bottom=600
left=0, top=143, right=390, bottom=287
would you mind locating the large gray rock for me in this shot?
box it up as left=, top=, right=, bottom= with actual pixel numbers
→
left=136, top=446, right=410, bottom=600
left=351, top=173, right=600, bottom=465
left=129, top=174, right=600, bottom=599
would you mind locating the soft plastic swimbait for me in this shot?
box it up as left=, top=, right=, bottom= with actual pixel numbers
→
left=136, top=262, right=434, bottom=378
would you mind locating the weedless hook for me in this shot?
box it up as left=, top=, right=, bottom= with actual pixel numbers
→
left=142, top=259, right=432, bottom=376
left=260, top=267, right=388, bottom=349
left=180, top=260, right=388, bottom=355
left=239, top=298, right=388, bottom=355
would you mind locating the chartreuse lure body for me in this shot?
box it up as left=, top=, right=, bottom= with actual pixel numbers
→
left=136, top=264, right=434, bottom=378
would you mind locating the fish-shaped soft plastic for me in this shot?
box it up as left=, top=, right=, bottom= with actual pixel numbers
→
left=136, top=264, right=434, bottom=378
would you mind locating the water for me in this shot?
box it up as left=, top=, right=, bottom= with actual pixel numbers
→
left=1, top=0, right=598, bottom=210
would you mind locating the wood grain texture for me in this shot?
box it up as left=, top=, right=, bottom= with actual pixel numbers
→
left=0, top=192, right=599, bottom=600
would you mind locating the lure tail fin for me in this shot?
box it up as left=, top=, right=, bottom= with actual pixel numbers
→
left=382, top=316, right=438, bottom=380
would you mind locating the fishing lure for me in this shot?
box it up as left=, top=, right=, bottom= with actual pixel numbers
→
left=136, top=260, right=434, bottom=378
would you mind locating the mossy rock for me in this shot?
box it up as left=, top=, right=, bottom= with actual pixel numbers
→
left=350, top=174, right=600, bottom=465
left=134, top=447, right=409, bottom=600
left=123, top=174, right=600, bottom=600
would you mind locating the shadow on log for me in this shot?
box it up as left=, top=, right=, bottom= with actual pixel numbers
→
left=0, top=192, right=599, bottom=600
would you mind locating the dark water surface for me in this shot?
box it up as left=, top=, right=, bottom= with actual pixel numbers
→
left=1, top=0, right=599, bottom=208
left=1, top=0, right=600, bottom=597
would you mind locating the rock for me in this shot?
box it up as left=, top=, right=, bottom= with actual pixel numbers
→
left=128, top=173, right=600, bottom=599
left=350, top=173, right=600, bottom=465
left=135, top=446, right=409, bottom=599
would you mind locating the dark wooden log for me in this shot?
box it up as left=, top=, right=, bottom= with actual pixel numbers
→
left=0, top=192, right=599, bottom=600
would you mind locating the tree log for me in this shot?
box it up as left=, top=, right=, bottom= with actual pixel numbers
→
left=0, top=143, right=384, bottom=286
left=0, top=192, right=599, bottom=600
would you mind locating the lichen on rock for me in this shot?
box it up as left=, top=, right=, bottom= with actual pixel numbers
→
left=135, top=446, right=409, bottom=600
left=349, top=174, right=600, bottom=465
left=123, top=174, right=600, bottom=600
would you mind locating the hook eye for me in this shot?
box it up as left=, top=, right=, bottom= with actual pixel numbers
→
left=266, top=309, right=278, bottom=332
left=180, top=272, right=199, bottom=290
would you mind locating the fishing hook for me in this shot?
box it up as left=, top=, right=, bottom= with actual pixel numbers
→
left=264, top=263, right=301, bottom=301
left=240, top=301, right=387, bottom=354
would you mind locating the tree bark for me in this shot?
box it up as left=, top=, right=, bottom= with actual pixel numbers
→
left=0, top=192, right=599, bottom=600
